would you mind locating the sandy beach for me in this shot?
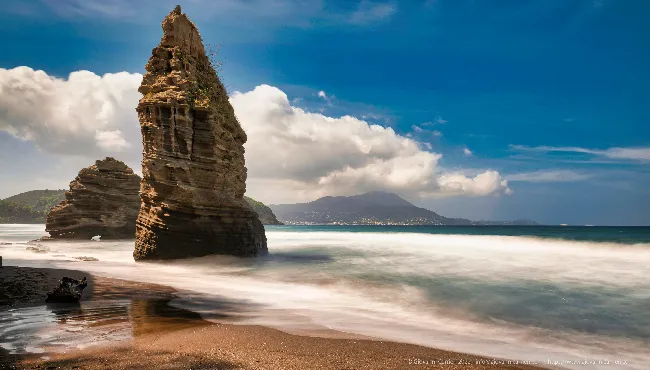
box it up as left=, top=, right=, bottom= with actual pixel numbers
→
left=1, top=266, right=546, bottom=370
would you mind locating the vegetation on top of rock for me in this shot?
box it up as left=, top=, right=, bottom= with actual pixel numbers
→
left=244, top=197, right=283, bottom=225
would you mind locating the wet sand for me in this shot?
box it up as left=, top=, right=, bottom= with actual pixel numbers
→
left=1, top=266, right=546, bottom=369
left=0, top=265, right=176, bottom=308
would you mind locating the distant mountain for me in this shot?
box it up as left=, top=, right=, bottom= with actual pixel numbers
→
left=1, top=189, right=282, bottom=226
left=244, top=196, right=283, bottom=225
left=0, top=200, right=46, bottom=223
left=3, top=190, right=66, bottom=213
left=269, top=191, right=537, bottom=226
left=1, top=190, right=66, bottom=223
left=270, top=191, right=471, bottom=225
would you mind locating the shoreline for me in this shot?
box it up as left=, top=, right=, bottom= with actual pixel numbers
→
left=1, top=266, right=547, bottom=369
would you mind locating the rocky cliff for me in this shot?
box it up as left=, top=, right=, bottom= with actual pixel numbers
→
left=133, top=5, right=267, bottom=260
left=45, top=158, right=141, bottom=239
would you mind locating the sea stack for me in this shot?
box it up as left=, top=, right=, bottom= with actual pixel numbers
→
left=133, top=5, right=267, bottom=260
left=46, top=158, right=141, bottom=239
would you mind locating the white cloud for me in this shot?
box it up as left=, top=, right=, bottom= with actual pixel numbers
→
left=421, top=116, right=448, bottom=126
left=464, top=148, right=473, bottom=156
left=95, top=130, right=131, bottom=152
left=317, top=90, right=327, bottom=99
left=0, top=67, right=511, bottom=203
left=604, top=148, right=650, bottom=161
left=434, top=171, right=512, bottom=197
left=505, top=170, right=593, bottom=183
left=348, top=1, right=396, bottom=25
left=231, top=85, right=510, bottom=202
left=411, top=124, right=442, bottom=137
left=0, top=67, right=142, bottom=166
left=511, top=144, right=650, bottom=162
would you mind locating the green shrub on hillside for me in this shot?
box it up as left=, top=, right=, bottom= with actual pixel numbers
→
left=0, top=200, right=46, bottom=224
left=3, top=189, right=66, bottom=213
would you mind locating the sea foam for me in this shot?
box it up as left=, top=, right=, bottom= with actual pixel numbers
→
left=1, top=225, right=648, bottom=369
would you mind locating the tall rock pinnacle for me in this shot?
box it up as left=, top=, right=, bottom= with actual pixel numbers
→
left=133, top=6, right=267, bottom=260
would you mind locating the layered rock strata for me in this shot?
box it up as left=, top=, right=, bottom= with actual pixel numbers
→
left=133, top=5, right=267, bottom=260
left=45, top=158, right=141, bottom=239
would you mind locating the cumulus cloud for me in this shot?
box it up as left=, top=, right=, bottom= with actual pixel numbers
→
left=317, top=90, right=327, bottom=99
left=95, top=130, right=131, bottom=152
left=0, top=67, right=511, bottom=203
left=0, top=66, right=142, bottom=165
left=231, top=85, right=511, bottom=201
left=505, top=170, right=593, bottom=183
left=434, top=171, right=512, bottom=197
left=464, top=148, right=473, bottom=156
left=510, top=144, right=650, bottom=162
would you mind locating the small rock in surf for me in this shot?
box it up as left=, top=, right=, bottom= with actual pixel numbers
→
left=73, top=256, right=99, bottom=261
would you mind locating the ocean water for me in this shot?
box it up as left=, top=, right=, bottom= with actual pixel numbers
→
left=1, top=224, right=649, bottom=369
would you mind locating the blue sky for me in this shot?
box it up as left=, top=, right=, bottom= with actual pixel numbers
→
left=0, top=0, right=648, bottom=225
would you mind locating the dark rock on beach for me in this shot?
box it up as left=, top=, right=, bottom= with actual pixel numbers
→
left=46, top=277, right=88, bottom=303
left=0, top=267, right=92, bottom=308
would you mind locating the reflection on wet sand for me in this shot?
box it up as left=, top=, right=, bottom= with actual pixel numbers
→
left=49, top=301, right=129, bottom=327
left=3, top=271, right=543, bottom=370
left=1, top=266, right=266, bottom=368
left=1, top=297, right=220, bottom=355
left=2, top=296, right=258, bottom=369
left=129, top=298, right=205, bottom=337
left=2, top=292, right=262, bottom=359
left=2, top=300, right=131, bottom=355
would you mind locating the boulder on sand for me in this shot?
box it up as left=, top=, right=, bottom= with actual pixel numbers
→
left=45, top=277, right=88, bottom=303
